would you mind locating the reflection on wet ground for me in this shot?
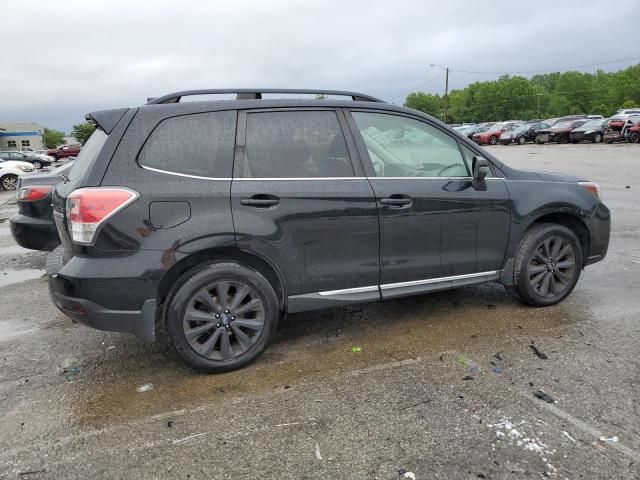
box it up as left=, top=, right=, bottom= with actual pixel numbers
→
left=0, top=269, right=45, bottom=288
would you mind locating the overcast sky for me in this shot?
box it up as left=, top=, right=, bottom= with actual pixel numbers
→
left=2, top=0, right=639, bottom=132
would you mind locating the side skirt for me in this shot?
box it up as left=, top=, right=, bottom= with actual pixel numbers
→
left=287, top=271, right=501, bottom=314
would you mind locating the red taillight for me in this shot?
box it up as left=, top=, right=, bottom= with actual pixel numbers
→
left=66, top=188, right=139, bottom=245
left=17, top=185, right=53, bottom=202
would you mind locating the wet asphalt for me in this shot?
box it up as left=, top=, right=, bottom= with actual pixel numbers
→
left=0, top=144, right=639, bottom=479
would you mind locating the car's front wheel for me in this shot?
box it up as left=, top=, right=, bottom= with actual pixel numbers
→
left=33, top=160, right=42, bottom=169
left=489, top=136, right=498, bottom=145
left=166, top=262, right=279, bottom=372
left=593, top=133, right=603, bottom=143
left=518, top=136, right=526, bottom=145
left=1, top=174, right=18, bottom=191
left=509, top=223, right=582, bottom=307
left=630, top=132, right=640, bottom=143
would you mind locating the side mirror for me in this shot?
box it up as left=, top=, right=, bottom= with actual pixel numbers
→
left=472, top=156, right=490, bottom=181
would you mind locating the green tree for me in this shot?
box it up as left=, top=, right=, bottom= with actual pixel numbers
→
left=404, top=92, right=444, bottom=118
left=71, top=122, right=96, bottom=145
left=42, top=128, right=65, bottom=149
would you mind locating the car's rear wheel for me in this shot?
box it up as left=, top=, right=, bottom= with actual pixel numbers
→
left=32, top=160, right=42, bottom=169
left=630, top=132, right=640, bottom=143
left=1, top=174, right=18, bottom=191
left=593, top=133, right=603, bottom=143
left=489, top=136, right=498, bottom=145
left=518, top=136, right=526, bottom=145
left=556, top=135, right=568, bottom=144
left=166, top=262, right=279, bottom=372
left=509, top=223, right=582, bottom=307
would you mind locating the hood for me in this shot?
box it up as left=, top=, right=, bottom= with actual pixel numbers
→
left=534, top=171, right=584, bottom=183
left=0, top=160, right=35, bottom=170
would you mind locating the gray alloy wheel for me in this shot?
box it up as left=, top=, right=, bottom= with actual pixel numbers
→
left=593, top=133, right=603, bottom=143
left=182, top=280, right=266, bottom=361
left=490, top=136, right=498, bottom=145
left=527, top=236, right=576, bottom=299
left=33, top=160, right=42, bottom=169
left=518, top=136, right=526, bottom=145
left=1, top=174, right=18, bottom=191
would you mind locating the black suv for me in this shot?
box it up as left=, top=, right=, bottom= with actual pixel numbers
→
left=47, top=89, right=610, bottom=372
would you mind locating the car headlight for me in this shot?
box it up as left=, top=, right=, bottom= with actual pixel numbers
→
left=584, top=130, right=593, bottom=134
left=578, top=181, right=602, bottom=201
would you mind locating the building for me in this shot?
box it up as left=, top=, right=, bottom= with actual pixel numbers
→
left=0, top=122, right=45, bottom=151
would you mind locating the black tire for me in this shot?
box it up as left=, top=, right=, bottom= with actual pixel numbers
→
left=1, top=174, right=18, bottom=191
left=489, top=136, right=498, bottom=145
left=33, top=160, right=42, bottom=169
left=593, top=133, right=603, bottom=143
left=556, top=135, right=568, bottom=144
left=166, top=262, right=279, bottom=373
left=509, top=223, right=582, bottom=307
left=630, top=132, right=640, bottom=144
left=571, top=139, right=579, bottom=144
left=518, top=136, right=526, bottom=145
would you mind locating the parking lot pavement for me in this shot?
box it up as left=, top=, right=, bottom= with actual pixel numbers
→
left=1, top=144, right=639, bottom=479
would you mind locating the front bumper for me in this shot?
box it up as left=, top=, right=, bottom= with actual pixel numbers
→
left=10, top=213, right=60, bottom=251
left=46, top=247, right=158, bottom=341
left=584, top=202, right=611, bottom=266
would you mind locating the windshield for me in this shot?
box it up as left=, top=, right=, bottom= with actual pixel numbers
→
left=513, top=124, right=531, bottom=133
left=67, top=129, right=107, bottom=183
left=490, top=123, right=505, bottom=131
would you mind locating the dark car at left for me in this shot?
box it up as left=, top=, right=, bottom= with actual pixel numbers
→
left=0, top=151, right=53, bottom=170
left=9, top=162, right=73, bottom=251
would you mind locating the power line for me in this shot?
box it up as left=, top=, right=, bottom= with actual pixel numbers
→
left=392, top=73, right=444, bottom=102
left=451, top=56, right=640, bottom=75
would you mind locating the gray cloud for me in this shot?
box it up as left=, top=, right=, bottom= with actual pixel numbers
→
left=2, top=0, right=638, bottom=131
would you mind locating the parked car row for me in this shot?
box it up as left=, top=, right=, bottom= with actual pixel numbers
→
left=455, top=108, right=640, bottom=146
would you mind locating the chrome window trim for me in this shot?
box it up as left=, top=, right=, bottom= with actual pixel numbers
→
left=140, top=166, right=505, bottom=182
left=316, top=270, right=499, bottom=296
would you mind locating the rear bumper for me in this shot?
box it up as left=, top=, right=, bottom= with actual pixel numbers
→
left=10, top=213, right=60, bottom=251
left=46, top=247, right=159, bottom=341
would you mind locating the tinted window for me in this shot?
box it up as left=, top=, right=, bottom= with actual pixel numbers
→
left=68, top=129, right=108, bottom=183
left=241, top=111, right=353, bottom=178
left=139, top=111, right=236, bottom=177
left=352, top=112, right=469, bottom=177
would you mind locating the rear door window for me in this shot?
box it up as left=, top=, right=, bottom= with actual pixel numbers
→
left=68, top=129, right=108, bottom=183
left=240, top=110, right=354, bottom=178
left=139, top=111, right=236, bottom=178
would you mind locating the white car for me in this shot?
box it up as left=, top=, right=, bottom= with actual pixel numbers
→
left=0, top=160, right=35, bottom=191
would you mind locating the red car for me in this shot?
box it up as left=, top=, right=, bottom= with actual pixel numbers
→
left=535, top=120, right=587, bottom=144
left=472, top=122, right=518, bottom=145
left=628, top=122, right=640, bottom=143
left=47, top=144, right=81, bottom=160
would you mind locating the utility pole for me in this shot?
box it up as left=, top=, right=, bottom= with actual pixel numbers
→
left=430, top=64, right=450, bottom=123
left=444, top=67, right=449, bottom=123
left=536, top=93, right=543, bottom=118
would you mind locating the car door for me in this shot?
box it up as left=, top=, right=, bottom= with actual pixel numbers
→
left=346, top=109, right=512, bottom=299
left=230, top=108, right=380, bottom=311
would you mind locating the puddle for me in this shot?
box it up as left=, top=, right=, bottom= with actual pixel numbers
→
left=0, top=269, right=45, bottom=288
left=0, top=245, right=33, bottom=256
left=73, top=285, right=593, bottom=428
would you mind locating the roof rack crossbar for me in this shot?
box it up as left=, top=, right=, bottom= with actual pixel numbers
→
left=146, top=89, right=384, bottom=105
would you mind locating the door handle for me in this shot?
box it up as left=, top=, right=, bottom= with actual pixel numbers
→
left=380, top=195, right=412, bottom=208
left=240, top=194, right=280, bottom=208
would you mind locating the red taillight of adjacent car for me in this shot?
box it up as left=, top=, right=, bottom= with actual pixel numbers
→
left=66, top=187, right=139, bottom=244
left=17, top=185, right=54, bottom=202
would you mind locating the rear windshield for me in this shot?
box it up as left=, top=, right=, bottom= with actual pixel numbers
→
left=67, top=129, right=107, bottom=183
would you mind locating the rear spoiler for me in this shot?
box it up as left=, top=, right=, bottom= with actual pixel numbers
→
left=85, top=108, right=129, bottom=134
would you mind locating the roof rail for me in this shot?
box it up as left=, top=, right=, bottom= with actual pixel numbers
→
left=145, top=89, right=385, bottom=105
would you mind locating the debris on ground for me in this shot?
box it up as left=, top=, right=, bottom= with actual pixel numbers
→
left=493, top=353, right=503, bottom=361
left=398, top=470, right=416, bottom=480
left=533, top=390, right=555, bottom=403
left=106, top=345, right=116, bottom=350
left=351, top=346, right=362, bottom=353
left=529, top=344, right=548, bottom=360
left=56, top=357, right=81, bottom=377
left=492, top=367, right=503, bottom=374
left=598, top=435, right=619, bottom=444
left=562, top=431, right=576, bottom=442
left=314, top=443, right=323, bottom=460
left=485, top=304, right=496, bottom=309
left=167, top=421, right=174, bottom=428
left=463, top=375, right=474, bottom=381
left=136, top=383, right=154, bottom=393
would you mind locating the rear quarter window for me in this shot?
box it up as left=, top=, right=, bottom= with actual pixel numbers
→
left=68, top=129, right=108, bottom=183
left=138, top=111, right=236, bottom=178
